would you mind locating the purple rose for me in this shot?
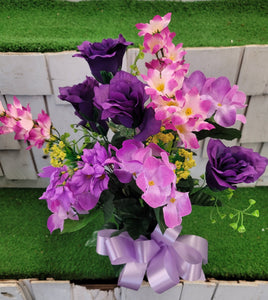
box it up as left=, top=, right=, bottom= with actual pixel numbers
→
left=94, top=70, right=149, bottom=128
left=206, top=139, right=268, bottom=190
left=74, top=34, right=133, bottom=83
left=58, top=76, right=108, bottom=134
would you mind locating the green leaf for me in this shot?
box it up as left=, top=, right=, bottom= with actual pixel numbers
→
left=249, top=199, right=256, bottom=205
left=100, top=190, right=115, bottom=223
left=251, top=210, right=259, bottom=217
left=229, top=213, right=235, bottom=219
left=85, top=231, right=98, bottom=248
left=154, top=207, right=167, bottom=234
left=220, top=213, right=226, bottom=219
left=238, top=225, right=246, bottom=233
left=100, top=71, right=113, bottom=84
left=230, top=222, right=238, bottom=230
left=194, top=121, right=241, bottom=141
left=61, top=209, right=99, bottom=234
left=177, top=176, right=195, bottom=193
left=190, top=189, right=219, bottom=206
left=111, top=132, right=127, bottom=149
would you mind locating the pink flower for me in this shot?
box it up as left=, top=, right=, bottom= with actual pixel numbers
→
left=0, top=96, right=34, bottom=139
left=205, top=77, right=246, bottom=127
left=143, top=27, right=176, bottom=55
left=136, top=152, right=176, bottom=208
left=142, top=65, right=185, bottom=99
left=0, top=101, right=5, bottom=115
left=106, top=139, right=164, bottom=183
left=136, top=13, right=172, bottom=36
left=27, top=110, right=51, bottom=149
left=183, top=71, right=246, bottom=127
left=163, top=42, right=187, bottom=64
left=163, top=189, right=192, bottom=228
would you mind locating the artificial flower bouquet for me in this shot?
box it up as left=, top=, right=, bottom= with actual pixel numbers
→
left=1, top=13, right=267, bottom=293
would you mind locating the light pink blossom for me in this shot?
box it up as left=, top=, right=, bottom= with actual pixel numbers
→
left=163, top=188, right=192, bottom=228
left=136, top=152, right=176, bottom=208
left=136, top=12, right=172, bottom=36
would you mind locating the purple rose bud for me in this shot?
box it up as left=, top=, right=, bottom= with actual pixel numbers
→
left=58, top=76, right=108, bottom=134
left=94, top=70, right=149, bottom=129
left=74, top=34, right=133, bottom=83
left=206, top=139, right=268, bottom=190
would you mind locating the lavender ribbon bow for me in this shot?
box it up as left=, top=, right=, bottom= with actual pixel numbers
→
left=96, top=225, right=208, bottom=293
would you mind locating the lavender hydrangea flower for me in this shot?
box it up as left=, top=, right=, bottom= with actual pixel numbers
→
left=74, top=34, right=133, bottom=83
left=58, top=76, right=108, bottom=134
left=94, top=70, right=149, bottom=128
left=70, top=142, right=110, bottom=209
left=39, top=166, right=78, bottom=233
left=206, top=139, right=268, bottom=190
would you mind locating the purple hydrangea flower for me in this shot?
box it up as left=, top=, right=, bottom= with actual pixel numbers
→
left=70, top=142, right=110, bottom=209
left=74, top=34, right=133, bottom=83
left=58, top=76, right=108, bottom=134
left=94, top=70, right=149, bottom=129
left=38, top=142, right=110, bottom=233
left=39, top=166, right=78, bottom=233
left=206, top=139, right=268, bottom=190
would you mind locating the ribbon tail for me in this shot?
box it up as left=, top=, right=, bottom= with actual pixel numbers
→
left=147, top=247, right=180, bottom=294
left=177, top=235, right=208, bottom=264
left=118, top=262, right=147, bottom=291
left=181, top=262, right=206, bottom=281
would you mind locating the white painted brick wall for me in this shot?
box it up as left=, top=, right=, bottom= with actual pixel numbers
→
left=0, top=45, right=267, bottom=187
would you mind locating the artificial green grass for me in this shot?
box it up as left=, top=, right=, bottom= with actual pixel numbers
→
left=0, top=187, right=267, bottom=281
left=0, top=0, right=267, bottom=52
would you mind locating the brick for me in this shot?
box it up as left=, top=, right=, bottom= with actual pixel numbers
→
left=120, top=281, right=183, bottom=300
left=0, top=281, right=25, bottom=300
left=213, top=280, right=259, bottom=300
left=45, top=52, right=90, bottom=105
left=180, top=280, right=217, bottom=300
left=184, top=47, right=244, bottom=85
left=237, top=45, right=268, bottom=96
left=254, top=281, right=268, bottom=300
left=0, top=141, right=37, bottom=180
left=0, top=134, right=21, bottom=150
left=31, top=280, right=72, bottom=300
left=46, top=95, right=83, bottom=142
left=0, top=53, right=51, bottom=95
left=72, top=285, right=94, bottom=300
left=240, top=95, right=268, bottom=143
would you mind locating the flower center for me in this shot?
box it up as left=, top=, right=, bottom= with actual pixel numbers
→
left=217, top=103, right=222, bottom=107
left=156, top=83, right=165, bottom=92
left=99, top=174, right=106, bottom=180
left=185, top=107, right=193, bottom=116
left=176, top=125, right=185, bottom=134
left=166, top=100, right=177, bottom=106
left=148, top=180, right=155, bottom=186
left=170, top=197, right=176, bottom=203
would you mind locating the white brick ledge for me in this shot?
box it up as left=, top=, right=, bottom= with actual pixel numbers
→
left=0, top=279, right=267, bottom=300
